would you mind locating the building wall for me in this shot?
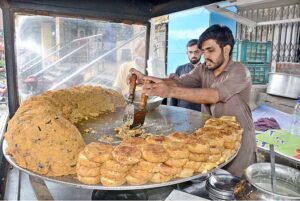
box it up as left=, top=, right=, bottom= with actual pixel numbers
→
left=237, top=3, right=300, bottom=64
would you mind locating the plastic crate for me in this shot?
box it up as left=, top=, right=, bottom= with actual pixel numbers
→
left=232, top=40, right=272, bottom=63
left=243, top=63, right=270, bottom=84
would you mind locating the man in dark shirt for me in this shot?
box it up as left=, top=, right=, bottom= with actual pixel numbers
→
left=170, top=39, right=202, bottom=111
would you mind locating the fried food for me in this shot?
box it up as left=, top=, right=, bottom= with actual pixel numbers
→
left=204, top=118, right=243, bottom=134
left=76, top=163, right=101, bottom=177
left=201, top=134, right=225, bottom=147
left=83, top=142, right=113, bottom=163
left=121, top=137, right=148, bottom=150
left=101, top=160, right=131, bottom=173
left=224, top=141, right=236, bottom=150
left=127, top=165, right=153, bottom=181
left=78, top=175, right=101, bottom=185
left=150, top=173, right=173, bottom=183
left=146, top=135, right=170, bottom=145
left=126, top=175, right=149, bottom=185
left=100, top=168, right=127, bottom=179
left=142, top=144, right=169, bottom=163
left=163, top=141, right=189, bottom=159
left=208, top=153, right=222, bottom=163
left=183, top=161, right=202, bottom=171
left=194, top=127, right=219, bottom=136
left=164, top=158, right=188, bottom=168
left=189, top=152, right=209, bottom=162
left=197, top=162, right=218, bottom=173
left=77, top=152, right=101, bottom=168
left=101, top=176, right=126, bottom=187
left=5, top=86, right=125, bottom=176
left=176, top=168, right=194, bottom=178
left=209, top=146, right=223, bottom=154
left=112, top=145, right=141, bottom=165
left=167, top=132, right=191, bottom=143
left=187, top=137, right=210, bottom=154
left=115, top=125, right=146, bottom=139
left=222, top=149, right=236, bottom=160
left=135, top=160, right=160, bottom=173
left=158, top=164, right=181, bottom=176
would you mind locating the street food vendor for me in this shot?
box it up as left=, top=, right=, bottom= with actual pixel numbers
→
left=129, top=24, right=256, bottom=177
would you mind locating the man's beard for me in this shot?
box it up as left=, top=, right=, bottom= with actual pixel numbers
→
left=189, top=57, right=200, bottom=65
left=204, top=51, right=224, bottom=71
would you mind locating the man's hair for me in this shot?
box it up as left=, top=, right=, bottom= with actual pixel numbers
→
left=186, top=39, right=198, bottom=48
left=198, top=24, right=235, bottom=56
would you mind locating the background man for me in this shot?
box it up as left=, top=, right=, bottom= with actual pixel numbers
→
left=129, top=24, right=256, bottom=177
left=170, top=39, right=202, bottom=111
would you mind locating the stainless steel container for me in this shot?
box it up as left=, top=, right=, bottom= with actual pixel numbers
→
left=234, top=163, right=300, bottom=200
left=267, top=73, right=300, bottom=99
left=206, top=174, right=241, bottom=200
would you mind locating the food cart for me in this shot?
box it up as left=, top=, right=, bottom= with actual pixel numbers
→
left=1, top=0, right=300, bottom=200
left=0, top=0, right=226, bottom=200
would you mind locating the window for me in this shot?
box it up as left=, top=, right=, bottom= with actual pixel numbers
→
left=15, top=14, right=146, bottom=101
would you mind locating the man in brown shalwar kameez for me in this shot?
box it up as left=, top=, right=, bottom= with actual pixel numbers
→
left=129, top=24, right=256, bottom=177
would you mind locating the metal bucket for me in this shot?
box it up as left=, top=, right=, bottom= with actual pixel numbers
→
left=234, top=163, right=300, bottom=200
left=267, top=73, right=300, bottom=99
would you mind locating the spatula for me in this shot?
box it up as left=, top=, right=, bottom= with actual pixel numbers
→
left=123, top=73, right=137, bottom=125
left=129, top=81, right=149, bottom=129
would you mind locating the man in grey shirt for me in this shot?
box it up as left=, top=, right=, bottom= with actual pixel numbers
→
left=129, top=24, right=256, bottom=177
left=170, top=39, right=202, bottom=111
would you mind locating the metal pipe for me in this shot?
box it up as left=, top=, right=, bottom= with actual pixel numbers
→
left=32, top=42, right=89, bottom=77
left=3, top=7, right=19, bottom=116
left=21, top=33, right=102, bottom=75
left=257, top=17, right=300, bottom=26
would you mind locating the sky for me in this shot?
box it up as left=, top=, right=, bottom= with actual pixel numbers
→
left=167, top=6, right=237, bottom=74
left=167, top=7, right=209, bottom=74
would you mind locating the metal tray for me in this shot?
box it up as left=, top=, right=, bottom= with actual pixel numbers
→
left=3, top=105, right=238, bottom=190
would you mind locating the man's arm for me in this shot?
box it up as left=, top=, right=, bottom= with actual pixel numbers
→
left=143, top=77, right=219, bottom=104
left=170, top=87, right=219, bottom=104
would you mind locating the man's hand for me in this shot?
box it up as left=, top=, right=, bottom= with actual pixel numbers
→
left=127, top=68, right=145, bottom=86
left=142, top=76, right=172, bottom=98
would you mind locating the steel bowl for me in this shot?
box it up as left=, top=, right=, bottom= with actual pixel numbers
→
left=124, top=90, right=163, bottom=111
left=206, top=173, right=241, bottom=200
left=234, top=163, right=300, bottom=200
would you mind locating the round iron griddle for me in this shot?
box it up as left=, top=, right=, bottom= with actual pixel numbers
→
left=76, top=105, right=211, bottom=145
left=3, top=105, right=239, bottom=190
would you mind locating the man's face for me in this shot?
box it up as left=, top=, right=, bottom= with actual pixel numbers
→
left=187, top=45, right=201, bottom=65
left=200, top=39, right=226, bottom=71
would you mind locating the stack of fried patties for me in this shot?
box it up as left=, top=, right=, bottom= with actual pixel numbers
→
left=167, top=132, right=214, bottom=175
left=120, top=137, right=158, bottom=185
left=77, top=142, right=113, bottom=184
left=75, top=116, right=243, bottom=186
left=142, top=135, right=184, bottom=183
left=193, top=116, right=243, bottom=164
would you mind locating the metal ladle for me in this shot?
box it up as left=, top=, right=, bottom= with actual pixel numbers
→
left=269, top=144, right=276, bottom=193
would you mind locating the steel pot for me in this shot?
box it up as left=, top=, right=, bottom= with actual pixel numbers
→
left=234, top=163, right=300, bottom=200
left=267, top=72, right=300, bottom=99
